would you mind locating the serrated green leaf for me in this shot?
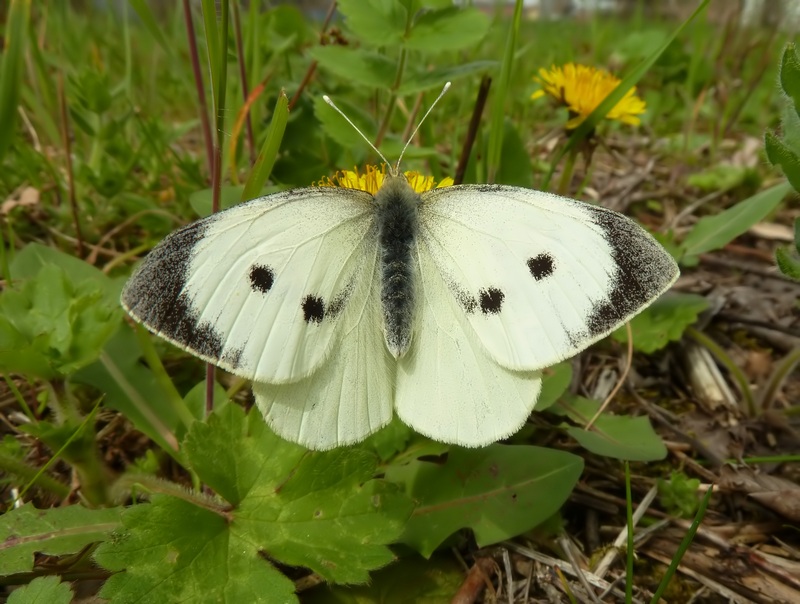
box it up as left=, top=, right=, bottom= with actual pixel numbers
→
left=0, top=503, right=120, bottom=576
left=7, top=576, right=73, bottom=604
left=780, top=43, right=800, bottom=115
left=776, top=245, right=800, bottom=280
left=765, top=131, right=800, bottom=193
left=397, top=60, right=495, bottom=96
left=405, top=6, right=490, bottom=52
left=309, top=46, right=396, bottom=90
left=612, top=293, right=708, bottom=353
left=386, top=445, right=583, bottom=557
left=96, top=496, right=298, bottom=604
left=96, top=405, right=414, bottom=596
left=680, top=182, right=791, bottom=260
left=552, top=396, right=667, bottom=461
left=0, top=262, right=123, bottom=379
left=337, top=0, right=408, bottom=47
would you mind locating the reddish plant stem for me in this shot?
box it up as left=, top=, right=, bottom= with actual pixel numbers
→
left=181, top=0, right=214, bottom=178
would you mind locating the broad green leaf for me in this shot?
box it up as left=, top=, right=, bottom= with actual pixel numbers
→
left=680, top=182, right=792, bottom=260
left=612, top=293, right=708, bottom=353
left=765, top=131, right=800, bottom=192
left=242, top=91, right=289, bottom=202
left=404, top=6, right=490, bottom=52
left=96, top=405, right=413, bottom=599
left=7, top=576, right=73, bottom=604
left=308, top=46, right=396, bottom=90
left=305, top=554, right=464, bottom=603
left=537, top=362, right=573, bottom=410
left=551, top=396, right=667, bottom=461
left=386, top=444, right=583, bottom=557
left=0, top=503, right=120, bottom=576
left=398, top=61, right=495, bottom=95
left=779, top=42, right=800, bottom=115
left=337, top=0, right=408, bottom=47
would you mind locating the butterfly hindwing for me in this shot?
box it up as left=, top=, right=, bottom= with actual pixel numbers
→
left=395, top=240, right=542, bottom=447
left=252, top=244, right=395, bottom=449
left=121, top=187, right=377, bottom=383
left=417, top=185, right=679, bottom=372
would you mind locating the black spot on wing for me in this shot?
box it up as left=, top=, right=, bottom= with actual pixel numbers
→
left=121, top=220, right=224, bottom=360
left=527, top=253, right=555, bottom=281
left=479, top=287, right=504, bottom=314
left=582, top=206, right=679, bottom=337
left=302, top=295, right=326, bottom=324
left=249, top=264, right=274, bottom=293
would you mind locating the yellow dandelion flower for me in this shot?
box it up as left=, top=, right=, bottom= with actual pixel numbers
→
left=531, top=62, right=646, bottom=129
left=316, top=165, right=453, bottom=194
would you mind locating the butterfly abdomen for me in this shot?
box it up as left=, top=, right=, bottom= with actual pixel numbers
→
left=375, top=176, right=419, bottom=358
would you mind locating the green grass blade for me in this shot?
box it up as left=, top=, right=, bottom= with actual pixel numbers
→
left=649, top=485, right=713, bottom=603
left=542, top=0, right=711, bottom=190
left=486, top=0, right=523, bottom=183
left=201, top=0, right=221, bottom=98
left=128, top=0, right=173, bottom=55
left=0, top=0, right=32, bottom=164
left=242, top=91, right=289, bottom=202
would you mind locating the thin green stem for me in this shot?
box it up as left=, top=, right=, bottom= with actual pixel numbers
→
left=112, top=473, right=232, bottom=518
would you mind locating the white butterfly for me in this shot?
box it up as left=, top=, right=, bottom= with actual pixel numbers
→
left=121, top=91, right=679, bottom=450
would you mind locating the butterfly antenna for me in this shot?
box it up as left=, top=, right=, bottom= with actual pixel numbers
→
left=394, top=81, right=451, bottom=174
left=323, top=94, right=391, bottom=168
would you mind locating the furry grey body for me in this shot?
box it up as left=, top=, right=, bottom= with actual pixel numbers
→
left=375, top=176, right=419, bottom=358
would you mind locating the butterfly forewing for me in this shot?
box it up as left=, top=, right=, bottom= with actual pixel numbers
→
left=417, top=185, right=679, bottom=372
left=122, top=187, right=377, bottom=383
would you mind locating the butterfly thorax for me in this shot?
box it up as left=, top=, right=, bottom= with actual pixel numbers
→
left=375, top=174, right=420, bottom=358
